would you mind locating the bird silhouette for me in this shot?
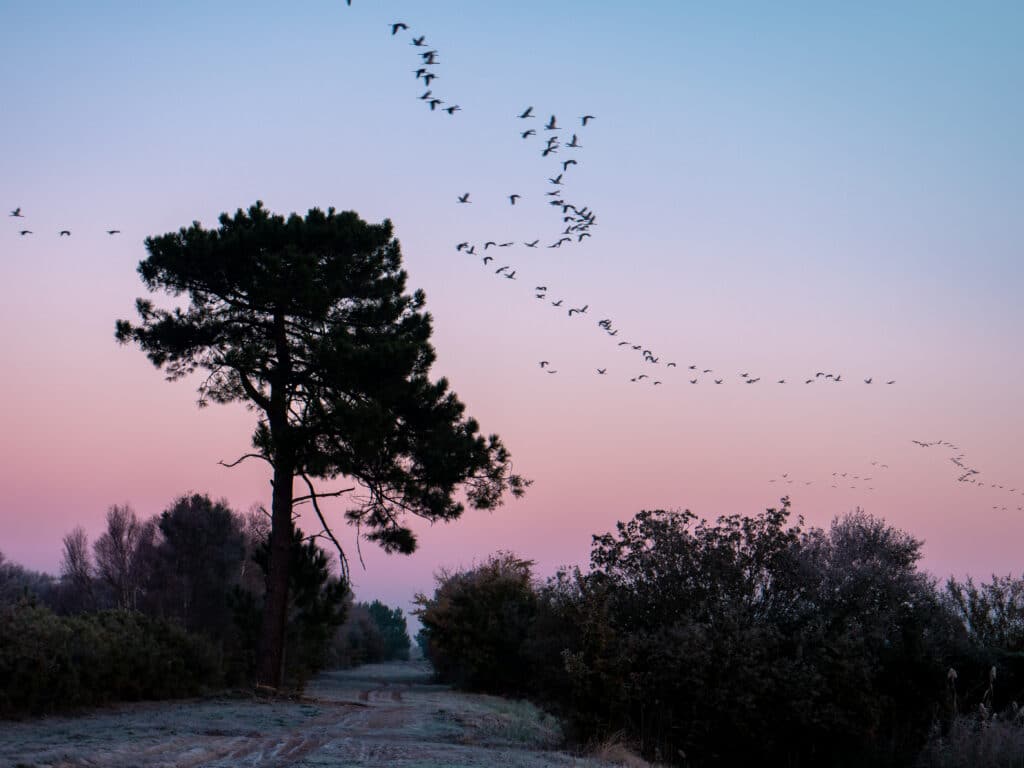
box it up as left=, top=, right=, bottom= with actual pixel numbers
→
left=519, top=106, right=535, bottom=119
left=391, top=22, right=409, bottom=35
left=566, top=134, right=582, bottom=148
left=545, top=115, right=558, bottom=130
left=445, top=105, right=461, bottom=115
left=581, top=115, right=595, bottom=126
left=597, top=368, right=607, bottom=375
left=456, top=242, right=470, bottom=252
left=864, top=378, right=873, bottom=384
left=482, top=256, right=493, bottom=264
left=495, top=265, right=509, bottom=274
left=106, top=229, right=120, bottom=235
left=428, top=99, right=442, bottom=111
left=667, top=362, right=677, bottom=368
left=551, top=300, right=563, bottom=307
left=509, top=194, right=520, bottom=205
left=18, top=230, right=32, bottom=236
left=457, top=193, right=471, bottom=203
left=10, top=208, right=23, bottom=217
left=59, top=230, right=71, bottom=236
left=419, top=89, right=433, bottom=100
left=539, top=361, right=550, bottom=368
left=887, top=380, right=896, bottom=384
left=521, top=129, right=536, bottom=139
left=411, top=35, right=426, bottom=46
left=562, top=159, right=578, bottom=171
left=714, top=379, right=723, bottom=384
left=549, top=174, right=564, bottom=185
left=690, top=379, right=698, bottom=384
left=422, top=72, right=438, bottom=85
left=524, top=240, right=539, bottom=248
left=484, top=241, right=496, bottom=249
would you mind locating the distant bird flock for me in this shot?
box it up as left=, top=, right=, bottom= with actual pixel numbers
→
left=7, top=3, right=1020, bottom=509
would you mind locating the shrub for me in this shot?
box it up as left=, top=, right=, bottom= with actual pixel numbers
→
left=415, top=552, right=537, bottom=692
left=0, top=603, right=221, bottom=718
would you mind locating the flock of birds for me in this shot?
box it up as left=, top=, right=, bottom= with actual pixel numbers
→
left=911, top=440, right=1024, bottom=512
left=7, top=208, right=120, bottom=237
left=372, top=18, right=897, bottom=390
left=7, top=4, right=1018, bottom=516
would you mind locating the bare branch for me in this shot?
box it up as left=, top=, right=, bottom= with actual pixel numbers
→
left=218, top=453, right=273, bottom=469
left=299, top=472, right=351, bottom=583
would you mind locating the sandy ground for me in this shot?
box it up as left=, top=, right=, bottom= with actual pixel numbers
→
left=1, top=661, right=621, bottom=768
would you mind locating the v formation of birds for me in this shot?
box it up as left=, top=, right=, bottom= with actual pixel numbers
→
left=8, top=3, right=1019, bottom=506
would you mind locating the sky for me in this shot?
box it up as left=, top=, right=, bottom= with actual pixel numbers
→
left=1, top=0, right=1022, bottom=615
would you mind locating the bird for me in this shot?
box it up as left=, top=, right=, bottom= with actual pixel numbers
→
left=638, top=374, right=649, bottom=380
left=536, top=286, right=547, bottom=291
left=653, top=381, right=662, bottom=386
left=714, top=379, right=723, bottom=384
left=666, top=362, right=677, bottom=368
left=428, top=99, right=443, bottom=111
left=578, top=233, right=591, bottom=241
left=519, top=106, right=535, bottom=119
left=547, top=369, right=558, bottom=374
left=495, top=265, right=509, bottom=274
left=688, top=365, right=697, bottom=370
left=524, top=240, right=539, bottom=248
left=10, top=207, right=23, bottom=217
left=465, top=245, right=476, bottom=255
left=581, top=115, right=595, bottom=126
left=391, top=22, right=409, bottom=35
left=106, top=229, right=120, bottom=235
left=484, top=241, right=496, bottom=249
left=887, top=380, right=896, bottom=385
left=597, top=368, right=607, bottom=375
left=499, top=242, right=513, bottom=247
left=445, top=105, right=461, bottom=115
left=456, top=242, right=470, bottom=252
left=422, top=72, right=439, bottom=85
left=549, top=174, right=564, bottom=185
left=690, top=379, right=698, bottom=384
left=509, top=194, right=520, bottom=205
left=539, top=361, right=550, bottom=368
left=411, top=35, right=427, bottom=46
left=618, top=342, right=629, bottom=347
left=777, top=379, right=786, bottom=384
left=864, top=378, right=873, bottom=384
left=59, top=230, right=71, bottom=236
left=541, top=145, right=558, bottom=157
left=566, top=134, right=582, bottom=148
left=482, top=256, right=494, bottom=264
left=805, top=379, right=814, bottom=384
left=545, top=115, right=558, bottom=130
left=521, top=129, right=536, bottom=139
left=419, top=89, right=433, bottom=100
left=457, top=193, right=471, bottom=203
left=18, top=230, right=32, bottom=236
left=551, top=299, right=564, bottom=307
left=562, top=159, right=578, bottom=171
left=505, top=271, right=517, bottom=280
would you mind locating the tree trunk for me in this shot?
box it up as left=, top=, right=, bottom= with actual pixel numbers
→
left=256, top=311, right=295, bottom=689
left=256, top=459, right=294, bottom=688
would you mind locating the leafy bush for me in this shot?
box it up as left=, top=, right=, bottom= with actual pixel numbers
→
left=0, top=603, right=221, bottom=718
left=415, top=552, right=537, bottom=692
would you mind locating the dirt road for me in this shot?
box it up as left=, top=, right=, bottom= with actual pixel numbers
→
left=1, top=661, right=619, bottom=767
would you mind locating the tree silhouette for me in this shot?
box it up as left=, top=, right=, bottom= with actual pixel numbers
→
left=116, top=202, right=528, bottom=688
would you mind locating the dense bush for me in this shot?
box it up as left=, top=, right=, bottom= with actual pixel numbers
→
left=415, top=552, right=537, bottom=692
left=0, top=602, right=221, bottom=717
left=417, top=504, right=983, bottom=767
left=330, top=600, right=411, bottom=668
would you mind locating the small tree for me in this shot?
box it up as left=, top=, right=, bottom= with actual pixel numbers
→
left=366, top=600, right=411, bottom=661
left=93, top=504, right=154, bottom=611
left=59, top=527, right=95, bottom=612
left=116, top=202, right=528, bottom=687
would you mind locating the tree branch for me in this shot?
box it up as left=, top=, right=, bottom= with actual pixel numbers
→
left=299, top=472, right=352, bottom=583
left=219, top=453, right=273, bottom=469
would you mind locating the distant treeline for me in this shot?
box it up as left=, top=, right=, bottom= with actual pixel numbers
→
left=0, top=493, right=410, bottom=718
left=415, top=502, right=1024, bottom=768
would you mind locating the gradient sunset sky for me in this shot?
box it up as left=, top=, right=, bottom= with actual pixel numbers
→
left=1, top=0, right=1022, bottom=613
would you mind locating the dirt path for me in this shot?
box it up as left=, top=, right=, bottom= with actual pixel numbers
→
left=1, top=662, right=619, bottom=768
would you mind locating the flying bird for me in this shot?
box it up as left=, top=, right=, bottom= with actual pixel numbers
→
left=456, top=242, right=470, bottom=252
left=581, top=115, right=595, bottom=125
left=391, top=22, right=409, bottom=35
left=566, top=134, right=581, bottom=148
left=59, top=230, right=71, bottom=236
left=539, top=361, right=550, bottom=368
left=457, top=193, right=471, bottom=203
left=509, top=194, right=520, bottom=205
left=519, top=106, right=535, bottom=119
left=524, top=240, right=539, bottom=248
left=521, top=129, right=536, bottom=138
left=597, top=368, right=607, bottom=375
left=562, top=159, right=577, bottom=171
left=495, top=265, right=509, bottom=274
left=411, top=35, right=426, bottom=46
left=10, top=208, right=23, bottom=217
left=864, top=378, right=873, bottom=384
left=106, top=230, right=120, bottom=235
left=482, top=256, right=494, bottom=264
left=551, top=299, right=563, bottom=307
left=18, top=230, right=32, bottom=236
left=545, top=115, right=558, bottom=130
left=484, top=241, right=496, bottom=249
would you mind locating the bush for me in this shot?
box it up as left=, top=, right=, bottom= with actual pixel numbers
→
left=0, top=603, right=221, bottom=718
left=415, top=552, right=537, bottom=692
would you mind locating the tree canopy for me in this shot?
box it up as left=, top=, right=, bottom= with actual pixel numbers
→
left=116, top=201, right=528, bottom=686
